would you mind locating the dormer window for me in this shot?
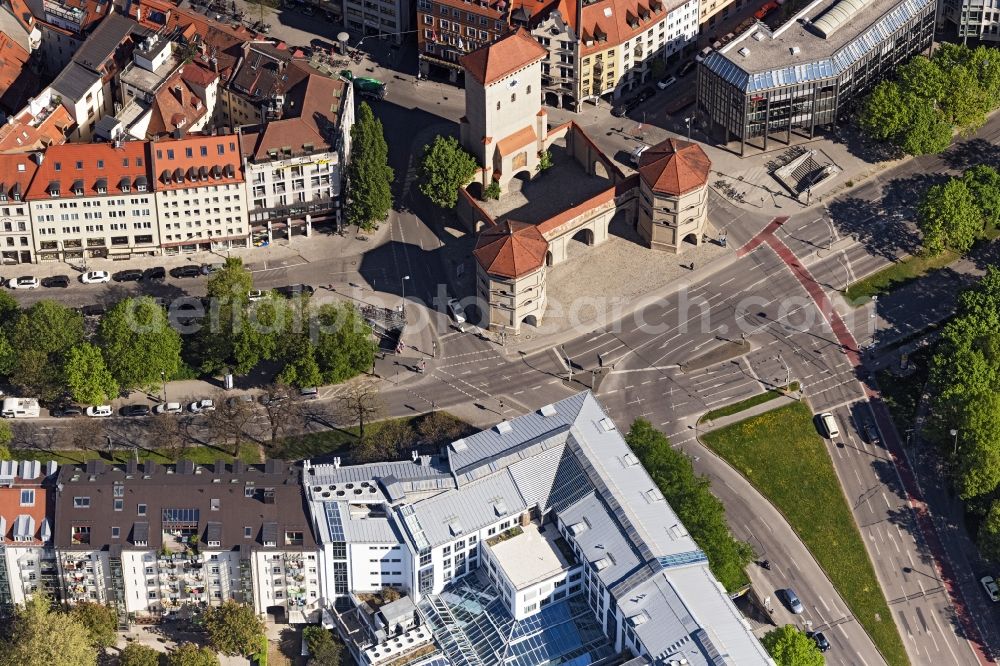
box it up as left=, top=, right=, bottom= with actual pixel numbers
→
left=137, top=184, right=147, bottom=192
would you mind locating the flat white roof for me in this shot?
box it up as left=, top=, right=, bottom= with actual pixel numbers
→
left=488, top=522, right=571, bottom=590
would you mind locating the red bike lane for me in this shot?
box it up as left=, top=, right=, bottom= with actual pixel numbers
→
left=741, top=219, right=992, bottom=665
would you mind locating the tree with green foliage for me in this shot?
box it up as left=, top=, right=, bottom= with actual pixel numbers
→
left=166, top=643, right=219, bottom=666
left=118, top=643, right=161, bottom=666
left=930, top=267, right=1000, bottom=498
left=418, top=135, right=478, bottom=208
left=100, top=297, right=183, bottom=391
left=897, top=101, right=954, bottom=156
left=10, top=300, right=84, bottom=400
left=313, top=303, right=376, bottom=385
left=303, top=626, right=342, bottom=666
left=978, top=500, right=1000, bottom=561
left=962, top=165, right=1000, bottom=232
left=234, top=294, right=289, bottom=375
left=918, top=178, right=983, bottom=255
left=202, top=601, right=264, bottom=657
left=278, top=335, right=324, bottom=388
left=70, top=602, right=117, bottom=650
left=625, top=419, right=754, bottom=591
left=193, top=257, right=254, bottom=374
left=483, top=181, right=501, bottom=201
left=0, top=290, right=20, bottom=327
left=347, top=102, right=394, bottom=230
left=0, top=593, right=96, bottom=666
left=761, top=625, right=825, bottom=666
left=65, top=343, right=119, bottom=406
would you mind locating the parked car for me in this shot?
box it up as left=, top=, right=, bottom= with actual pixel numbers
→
left=637, top=86, right=656, bottom=102
left=154, top=402, right=182, bottom=414
left=51, top=406, right=82, bottom=418
left=226, top=394, right=255, bottom=407
left=299, top=387, right=319, bottom=400
left=81, top=270, right=111, bottom=284
left=81, top=304, right=107, bottom=317
left=143, top=266, right=166, bottom=281
left=678, top=60, right=696, bottom=77
left=275, top=284, right=315, bottom=298
left=121, top=404, right=151, bottom=417
left=657, top=76, right=677, bottom=90
left=113, top=269, right=143, bottom=282
left=188, top=399, right=216, bottom=413
left=200, top=262, right=224, bottom=275
left=171, top=265, right=203, bottom=278
left=695, top=46, right=713, bottom=63
left=780, top=588, right=804, bottom=614
left=9, top=276, right=38, bottom=289
left=447, top=298, right=467, bottom=324
left=42, top=275, right=70, bottom=288
left=864, top=421, right=882, bottom=445
left=982, top=575, right=1000, bottom=602
left=248, top=289, right=264, bottom=302
left=818, top=412, right=840, bottom=438
left=806, top=631, right=830, bottom=652
left=86, top=405, right=113, bottom=417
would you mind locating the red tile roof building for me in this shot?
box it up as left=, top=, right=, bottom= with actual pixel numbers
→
left=150, top=132, right=249, bottom=251
left=0, top=460, right=60, bottom=610
left=0, top=152, right=39, bottom=264
left=25, top=140, right=159, bottom=261
left=637, top=138, right=710, bottom=253
left=0, top=30, right=38, bottom=115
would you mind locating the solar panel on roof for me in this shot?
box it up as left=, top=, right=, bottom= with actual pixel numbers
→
left=162, top=508, right=200, bottom=523
left=324, top=502, right=345, bottom=541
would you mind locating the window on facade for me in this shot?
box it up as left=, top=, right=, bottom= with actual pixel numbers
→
left=19, top=489, right=34, bottom=506
left=111, top=526, right=120, bottom=538
left=113, top=499, right=123, bottom=511
left=73, top=497, right=90, bottom=508
left=284, top=531, right=304, bottom=546
left=138, top=503, right=147, bottom=516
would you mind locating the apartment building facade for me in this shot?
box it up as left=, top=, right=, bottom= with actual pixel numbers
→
left=150, top=133, right=249, bottom=254
left=26, top=140, right=157, bottom=261
left=239, top=67, right=354, bottom=242
left=0, top=153, right=39, bottom=264
left=54, top=459, right=322, bottom=626
left=416, top=0, right=508, bottom=80
left=0, top=460, right=59, bottom=616
left=342, top=0, right=411, bottom=42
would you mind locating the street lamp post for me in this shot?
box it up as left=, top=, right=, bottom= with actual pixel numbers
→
left=870, top=295, right=879, bottom=348
left=777, top=352, right=790, bottom=388
left=684, top=116, right=694, bottom=142
left=400, top=275, right=410, bottom=314
left=161, top=371, right=167, bottom=403
left=561, top=344, right=574, bottom=383
left=951, top=428, right=959, bottom=456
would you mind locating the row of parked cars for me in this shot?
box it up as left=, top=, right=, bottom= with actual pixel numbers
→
left=54, top=387, right=320, bottom=419
left=4, top=263, right=233, bottom=290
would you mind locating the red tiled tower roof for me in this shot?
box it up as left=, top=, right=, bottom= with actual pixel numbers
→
left=637, top=138, right=711, bottom=196
left=474, top=219, right=548, bottom=279
left=460, top=28, right=547, bottom=86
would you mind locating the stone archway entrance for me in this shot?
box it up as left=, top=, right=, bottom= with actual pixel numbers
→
left=683, top=232, right=699, bottom=247
left=572, top=228, right=595, bottom=246
left=522, top=314, right=538, bottom=327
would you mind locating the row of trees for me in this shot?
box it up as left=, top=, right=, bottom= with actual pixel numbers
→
left=860, top=43, right=1000, bottom=155
left=918, top=165, right=1000, bottom=255
left=928, top=267, right=1000, bottom=559
left=0, top=256, right=377, bottom=406
left=347, top=102, right=394, bottom=231
left=0, top=596, right=265, bottom=666
left=762, top=625, right=825, bottom=666
left=624, top=419, right=755, bottom=592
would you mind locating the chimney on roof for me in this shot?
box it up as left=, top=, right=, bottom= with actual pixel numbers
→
left=333, top=457, right=341, bottom=469
left=215, top=459, right=227, bottom=474
left=33, top=151, right=43, bottom=165
left=411, top=450, right=418, bottom=462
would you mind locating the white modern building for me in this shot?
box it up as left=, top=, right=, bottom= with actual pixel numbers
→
left=307, top=392, right=773, bottom=666
left=54, top=459, right=322, bottom=626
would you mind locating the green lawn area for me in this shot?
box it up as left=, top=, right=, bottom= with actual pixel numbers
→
left=699, top=382, right=800, bottom=423
left=845, top=250, right=958, bottom=305
left=876, top=347, right=932, bottom=435
left=702, top=402, right=909, bottom=666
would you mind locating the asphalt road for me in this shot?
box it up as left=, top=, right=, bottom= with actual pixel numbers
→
left=9, top=27, right=1000, bottom=664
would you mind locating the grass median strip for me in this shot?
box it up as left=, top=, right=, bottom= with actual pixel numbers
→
left=698, top=382, right=800, bottom=423
left=702, top=402, right=909, bottom=666
left=845, top=250, right=958, bottom=304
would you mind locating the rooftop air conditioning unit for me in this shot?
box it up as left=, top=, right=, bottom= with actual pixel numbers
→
left=738, top=47, right=750, bottom=57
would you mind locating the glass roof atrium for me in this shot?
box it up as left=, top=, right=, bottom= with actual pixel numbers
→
left=419, top=575, right=614, bottom=666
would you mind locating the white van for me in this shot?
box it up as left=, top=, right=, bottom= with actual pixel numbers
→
left=2, top=397, right=39, bottom=418
left=819, top=412, right=840, bottom=438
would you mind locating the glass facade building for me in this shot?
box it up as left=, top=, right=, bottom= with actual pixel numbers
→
left=696, top=0, right=936, bottom=154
